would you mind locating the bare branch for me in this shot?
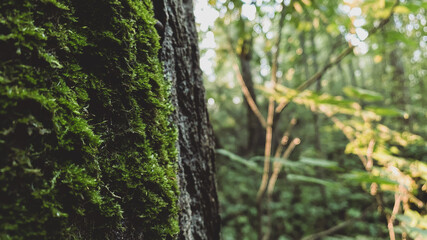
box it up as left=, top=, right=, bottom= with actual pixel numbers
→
left=232, top=63, right=267, bottom=127
left=273, top=117, right=298, bottom=158
left=224, top=27, right=267, bottom=128
left=256, top=98, right=275, bottom=203
left=302, top=205, right=375, bottom=240
left=268, top=137, right=301, bottom=197
left=387, top=191, right=402, bottom=240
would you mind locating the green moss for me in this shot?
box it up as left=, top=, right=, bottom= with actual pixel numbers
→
left=0, top=0, right=178, bottom=239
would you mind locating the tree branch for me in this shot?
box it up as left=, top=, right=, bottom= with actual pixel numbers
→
left=232, top=63, right=267, bottom=127
left=275, top=0, right=400, bottom=114
left=263, top=118, right=298, bottom=240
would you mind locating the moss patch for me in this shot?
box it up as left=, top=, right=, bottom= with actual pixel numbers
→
left=0, top=0, right=178, bottom=239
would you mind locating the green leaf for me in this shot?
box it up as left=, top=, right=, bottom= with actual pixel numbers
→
left=312, top=96, right=356, bottom=108
left=287, top=174, right=337, bottom=187
left=250, top=156, right=305, bottom=169
left=395, top=214, right=412, bottom=223
left=299, top=157, right=343, bottom=170
left=406, top=227, right=427, bottom=237
left=386, top=31, right=417, bottom=47
left=343, top=86, right=383, bottom=102
left=41, top=0, right=70, bottom=10
left=365, top=106, right=404, bottom=117
left=342, top=171, right=398, bottom=186
left=216, top=149, right=261, bottom=172
left=403, top=3, right=423, bottom=12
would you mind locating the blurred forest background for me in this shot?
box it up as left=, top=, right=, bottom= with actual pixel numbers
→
left=194, top=0, right=426, bottom=239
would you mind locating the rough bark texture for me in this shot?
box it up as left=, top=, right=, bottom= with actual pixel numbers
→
left=0, top=0, right=219, bottom=238
left=153, top=0, right=221, bottom=239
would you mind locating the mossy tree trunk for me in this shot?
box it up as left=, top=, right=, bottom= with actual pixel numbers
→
left=0, top=0, right=219, bottom=239
left=152, top=1, right=221, bottom=239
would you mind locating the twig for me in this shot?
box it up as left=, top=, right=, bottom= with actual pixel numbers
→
left=366, top=139, right=375, bottom=171
left=225, top=26, right=267, bottom=128
left=387, top=191, right=402, bottom=240
left=263, top=138, right=300, bottom=240
left=232, top=63, right=267, bottom=127
left=275, top=47, right=354, bottom=113
left=302, top=219, right=355, bottom=240
left=105, top=185, right=122, bottom=199
left=301, top=204, right=375, bottom=240
left=268, top=138, right=301, bottom=197
left=273, top=118, right=297, bottom=158
left=257, top=100, right=275, bottom=203
left=262, top=118, right=297, bottom=240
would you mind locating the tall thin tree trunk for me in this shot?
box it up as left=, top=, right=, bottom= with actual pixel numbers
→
left=239, top=38, right=265, bottom=155
left=155, top=1, right=221, bottom=239
left=390, top=48, right=409, bottom=130
left=347, top=59, right=358, bottom=87
left=310, top=30, right=328, bottom=222
left=358, top=61, right=366, bottom=89
left=310, top=30, right=322, bottom=153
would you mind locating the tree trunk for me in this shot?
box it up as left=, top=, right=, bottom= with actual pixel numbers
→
left=390, top=48, right=410, bottom=130
left=154, top=1, right=221, bottom=239
left=347, top=59, right=358, bottom=87
left=0, top=0, right=220, bottom=239
left=238, top=38, right=265, bottom=155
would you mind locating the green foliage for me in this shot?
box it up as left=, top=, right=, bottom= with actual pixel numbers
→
left=342, top=170, right=399, bottom=186
left=286, top=174, right=337, bottom=187
left=0, top=0, right=178, bottom=239
left=216, top=149, right=260, bottom=172
left=343, top=86, right=384, bottom=102
left=198, top=0, right=426, bottom=238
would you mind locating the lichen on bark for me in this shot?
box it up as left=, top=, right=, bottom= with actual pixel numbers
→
left=0, top=0, right=178, bottom=239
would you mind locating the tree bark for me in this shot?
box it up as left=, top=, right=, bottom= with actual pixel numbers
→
left=0, top=0, right=220, bottom=238
left=154, top=1, right=221, bottom=239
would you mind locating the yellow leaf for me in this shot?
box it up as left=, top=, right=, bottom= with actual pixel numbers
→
left=293, top=2, right=303, bottom=14
left=374, top=55, right=383, bottom=63
left=376, top=9, right=391, bottom=18
left=394, top=6, right=410, bottom=14
left=313, top=18, right=319, bottom=29
left=286, top=68, right=295, bottom=81
left=301, top=0, right=311, bottom=6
